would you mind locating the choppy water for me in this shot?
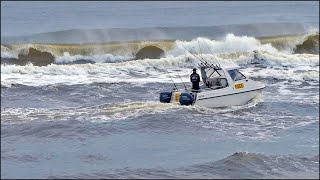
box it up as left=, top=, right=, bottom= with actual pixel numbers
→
left=1, top=1, right=319, bottom=179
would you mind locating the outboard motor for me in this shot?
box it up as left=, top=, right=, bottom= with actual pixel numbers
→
left=160, top=91, right=172, bottom=103
left=179, top=93, right=194, bottom=106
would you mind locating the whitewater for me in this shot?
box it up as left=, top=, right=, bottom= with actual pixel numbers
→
left=1, top=1, right=319, bottom=179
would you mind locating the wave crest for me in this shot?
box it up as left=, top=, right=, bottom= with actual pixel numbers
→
left=1, top=33, right=318, bottom=67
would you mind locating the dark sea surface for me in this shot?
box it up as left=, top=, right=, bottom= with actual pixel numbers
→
left=1, top=1, right=319, bottom=179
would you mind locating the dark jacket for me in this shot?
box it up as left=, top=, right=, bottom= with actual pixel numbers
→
left=190, top=72, right=200, bottom=90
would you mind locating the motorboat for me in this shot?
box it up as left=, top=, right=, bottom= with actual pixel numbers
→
left=160, top=63, right=265, bottom=108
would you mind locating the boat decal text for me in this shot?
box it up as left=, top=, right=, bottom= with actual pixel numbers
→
left=235, top=83, right=244, bottom=89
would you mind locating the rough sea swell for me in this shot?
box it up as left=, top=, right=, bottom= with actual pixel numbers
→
left=1, top=2, right=319, bottom=178
left=1, top=32, right=319, bottom=66
left=1, top=31, right=319, bottom=179
left=1, top=29, right=319, bottom=64
left=1, top=31, right=319, bottom=88
left=1, top=79, right=319, bottom=178
left=51, top=152, right=319, bottom=179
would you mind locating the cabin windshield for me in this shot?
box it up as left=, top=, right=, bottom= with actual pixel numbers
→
left=200, top=67, right=225, bottom=80
left=200, top=67, right=228, bottom=89
left=207, top=69, right=220, bottom=78
left=228, top=69, right=246, bottom=81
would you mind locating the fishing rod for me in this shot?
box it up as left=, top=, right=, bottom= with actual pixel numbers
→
left=200, top=40, right=230, bottom=79
left=202, top=39, right=221, bottom=67
left=197, top=41, right=209, bottom=64
left=190, top=47, right=210, bottom=67
left=188, top=45, right=218, bottom=70
left=189, top=45, right=217, bottom=73
left=186, top=44, right=218, bottom=76
left=184, top=42, right=207, bottom=65
left=180, top=44, right=219, bottom=85
left=180, top=44, right=208, bottom=66
left=196, top=40, right=222, bottom=80
left=175, top=70, right=189, bottom=92
left=180, top=42, right=216, bottom=69
left=151, top=65, right=179, bottom=91
left=159, top=51, right=190, bottom=93
left=164, top=68, right=179, bottom=91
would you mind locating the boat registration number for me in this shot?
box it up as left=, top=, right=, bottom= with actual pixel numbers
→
left=235, top=83, right=244, bottom=89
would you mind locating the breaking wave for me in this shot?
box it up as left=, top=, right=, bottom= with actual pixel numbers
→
left=1, top=32, right=319, bottom=66
left=1, top=33, right=319, bottom=87
left=1, top=41, right=174, bottom=66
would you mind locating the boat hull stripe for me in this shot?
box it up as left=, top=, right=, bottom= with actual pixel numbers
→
left=197, top=87, right=265, bottom=101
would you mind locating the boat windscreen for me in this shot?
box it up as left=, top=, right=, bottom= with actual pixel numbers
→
left=205, top=68, right=224, bottom=78
left=228, top=69, right=246, bottom=81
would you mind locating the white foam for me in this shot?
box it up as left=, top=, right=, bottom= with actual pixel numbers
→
left=168, top=34, right=279, bottom=57
left=1, top=34, right=319, bottom=87
left=55, top=52, right=134, bottom=63
left=241, top=66, right=319, bottom=82
left=1, top=55, right=319, bottom=87
left=1, top=44, right=32, bottom=59
left=0, top=59, right=194, bottom=87
left=1, top=102, right=182, bottom=124
left=1, top=50, right=18, bottom=59
left=89, top=101, right=181, bottom=122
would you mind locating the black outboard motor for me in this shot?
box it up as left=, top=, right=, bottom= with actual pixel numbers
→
left=160, top=91, right=172, bottom=103
left=179, top=93, right=194, bottom=106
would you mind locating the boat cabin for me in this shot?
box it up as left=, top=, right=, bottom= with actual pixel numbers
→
left=199, top=64, right=247, bottom=90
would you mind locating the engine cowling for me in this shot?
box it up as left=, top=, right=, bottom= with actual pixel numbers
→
left=179, top=93, right=194, bottom=106
left=160, top=91, right=172, bottom=103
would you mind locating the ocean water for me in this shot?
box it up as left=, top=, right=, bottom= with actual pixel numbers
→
left=1, top=1, right=319, bottom=179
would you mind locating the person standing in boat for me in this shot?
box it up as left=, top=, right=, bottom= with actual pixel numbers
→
left=190, top=68, right=200, bottom=91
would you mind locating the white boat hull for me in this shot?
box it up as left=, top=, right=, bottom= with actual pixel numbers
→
left=194, top=88, right=264, bottom=108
